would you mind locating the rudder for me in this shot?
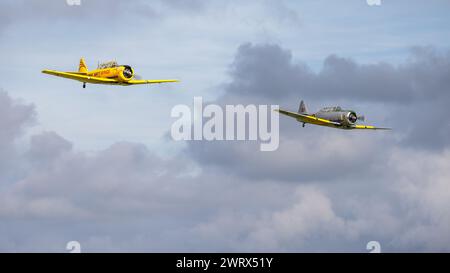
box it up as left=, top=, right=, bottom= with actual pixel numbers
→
left=79, top=58, right=88, bottom=73
left=298, top=100, right=308, bottom=114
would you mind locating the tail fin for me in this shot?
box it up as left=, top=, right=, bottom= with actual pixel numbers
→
left=298, top=100, right=308, bottom=114
left=78, top=58, right=88, bottom=73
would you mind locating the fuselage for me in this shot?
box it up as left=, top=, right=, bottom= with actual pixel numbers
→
left=86, top=65, right=134, bottom=83
left=310, top=107, right=360, bottom=128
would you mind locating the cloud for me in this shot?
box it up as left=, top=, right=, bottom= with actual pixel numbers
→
left=0, top=0, right=206, bottom=36
left=1, top=41, right=450, bottom=252
left=190, top=146, right=450, bottom=252
left=387, top=148, right=450, bottom=251
left=187, top=132, right=389, bottom=182
left=193, top=186, right=347, bottom=251
left=0, top=90, right=35, bottom=182
left=160, top=0, right=206, bottom=13
left=195, top=43, right=450, bottom=155
left=27, top=132, right=72, bottom=167
left=0, top=90, right=35, bottom=146
left=177, top=43, right=450, bottom=251
left=223, top=43, right=450, bottom=104
left=1, top=141, right=197, bottom=221
left=0, top=0, right=214, bottom=35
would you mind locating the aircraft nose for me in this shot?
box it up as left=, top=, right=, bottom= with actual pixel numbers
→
left=349, top=112, right=357, bottom=123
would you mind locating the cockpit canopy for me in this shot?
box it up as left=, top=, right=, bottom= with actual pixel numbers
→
left=97, top=61, right=119, bottom=69
left=320, top=106, right=342, bottom=112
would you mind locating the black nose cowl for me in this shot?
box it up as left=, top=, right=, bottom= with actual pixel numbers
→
left=123, top=66, right=133, bottom=78
left=349, top=112, right=357, bottom=123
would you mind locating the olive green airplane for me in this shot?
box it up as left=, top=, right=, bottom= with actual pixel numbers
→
left=42, top=58, right=179, bottom=88
left=276, top=100, right=391, bottom=130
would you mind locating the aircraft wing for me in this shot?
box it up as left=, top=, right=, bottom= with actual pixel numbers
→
left=275, top=109, right=342, bottom=128
left=351, top=124, right=391, bottom=130
left=42, top=70, right=118, bottom=84
left=127, top=79, right=179, bottom=85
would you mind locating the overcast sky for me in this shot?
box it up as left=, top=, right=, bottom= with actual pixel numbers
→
left=1, top=0, right=450, bottom=252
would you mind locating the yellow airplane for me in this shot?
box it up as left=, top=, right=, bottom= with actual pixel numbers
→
left=42, top=58, right=179, bottom=88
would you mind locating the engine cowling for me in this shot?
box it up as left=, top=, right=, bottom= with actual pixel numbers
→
left=118, top=65, right=134, bottom=82
left=343, top=111, right=358, bottom=125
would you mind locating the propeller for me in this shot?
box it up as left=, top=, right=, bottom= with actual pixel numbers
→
left=357, top=115, right=365, bottom=122
left=348, top=112, right=358, bottom=123
left=133, top=74, right=142, bottom=80
left=123, top=66, right=133, bottom=78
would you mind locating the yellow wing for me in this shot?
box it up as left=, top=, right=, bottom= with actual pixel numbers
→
left=127, top=79, right=180, bottom=85
left=42, top=70, right=118, bottom=84
left=275, top=109, right=341, bottom=128
left=275, top=109, right=391, bottom=130
left=43, top=70, right=179, bottom=86
left=351, top=124, right=391, bottom=130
